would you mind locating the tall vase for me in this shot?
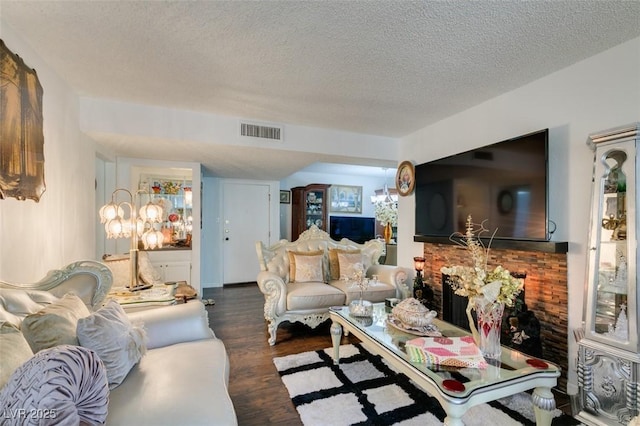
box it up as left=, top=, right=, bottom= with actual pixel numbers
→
left=468, top=298, right=505, bottom=360
left=383, top=223, right=392, bottom=243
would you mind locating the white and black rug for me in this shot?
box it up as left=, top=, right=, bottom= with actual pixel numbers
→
left=273, top=343, right=580, bottom=426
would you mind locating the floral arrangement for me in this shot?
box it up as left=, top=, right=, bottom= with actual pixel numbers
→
left=374, top=201, right=398, bottom=226
left=440, top=215, right=523, bottom=307
left=162, top=181, right=182, bottom=195
left=344, top=263, right=370, bottom=296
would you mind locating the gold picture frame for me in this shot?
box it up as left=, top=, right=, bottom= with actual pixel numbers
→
left=0, top=39, right=46, bottom=202
left=396, top=161, right=415, bottom=196
left=329, top=185, right=363, bottom=213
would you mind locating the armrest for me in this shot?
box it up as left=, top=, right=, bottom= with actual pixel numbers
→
left=126, top=301, right=215, bottom=350
left=256, top=271, right=287, bottom=317
left=367, top=265, right=411, bottom=298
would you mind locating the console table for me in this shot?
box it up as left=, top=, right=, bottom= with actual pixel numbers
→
left=330, top=303, right=560, bottom=426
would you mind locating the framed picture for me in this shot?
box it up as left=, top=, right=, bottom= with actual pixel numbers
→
left=396, top=161, right=415, bottom=196
left=280, top=190, right=291, bottom=204
left=329, top=185, right=362, bottom=213
left=0, top=40, right=46, bottom=202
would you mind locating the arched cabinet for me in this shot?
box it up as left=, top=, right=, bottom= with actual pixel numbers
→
left=576, top=123, right=640, bottom=426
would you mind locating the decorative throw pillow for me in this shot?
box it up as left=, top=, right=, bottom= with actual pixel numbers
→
left=328, top=249, right=361, bottom=280
left=102, top=254, right=131, bottom=288
left=138, top=251, right=163, bottom=285
left=287, top=250, right=325, bottom=283
left=337, top=251, right=365, bottom=279
left=103, top=252, right=163, bottom=288
left=0, top=322, right=34, bottom=389
left=21, top=292, right=91, bottom=353
left=76, top=299, right=147, bottom=389
left=0, top=345, right=109, bottom=425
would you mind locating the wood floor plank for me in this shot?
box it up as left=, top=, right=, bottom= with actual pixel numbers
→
left=203, top=284, right=358, bottom=425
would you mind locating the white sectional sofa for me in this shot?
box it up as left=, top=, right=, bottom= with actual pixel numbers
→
left=0, top=260, right=237, bottom=425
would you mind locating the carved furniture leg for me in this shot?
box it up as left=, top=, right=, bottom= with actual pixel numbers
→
left=330, top=321, right=342, bottom=365
left=532, top=387, right=555, bottom=426
left=267, top=320, right=278, bottom=346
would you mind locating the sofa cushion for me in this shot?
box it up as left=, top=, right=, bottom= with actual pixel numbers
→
left=0, top=345, right=109, bottom=425
left=328, top=248, right=361, bottom=280
left=21, top=292, right=90, bottom=353
left=0, top=322, right=33, bottom=389
left=77, top=299, right=147, bottom=389
left=287, top=250, right=325, bottom=283
left=286, top=282, right=345, bottom=311
left=330, top=279, right=397, bottom=305
left=107, top=339, right=237, bottom=426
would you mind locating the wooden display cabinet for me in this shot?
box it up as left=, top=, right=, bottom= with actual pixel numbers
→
left=291, top=184, right=329, bottom=241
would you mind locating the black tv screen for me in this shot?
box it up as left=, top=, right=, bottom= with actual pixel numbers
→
left=415, top=129, right=549, bottom=240
left=330, top=216, right=376, bottom=244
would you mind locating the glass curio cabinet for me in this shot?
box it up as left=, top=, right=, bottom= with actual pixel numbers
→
left=576, top=123, right=640, bottom=426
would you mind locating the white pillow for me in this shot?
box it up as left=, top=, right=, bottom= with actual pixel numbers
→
left=76, top=299, right=147, bottom=389
left=287, top=250, right=324, bottom=283
left=138, top=251, right=163, bottom=285
left=21, top=292, right=91, bottom=353
left=103, top=252, right=163, bottom=287
left=337, top=251, right=365, bottom=279
left=102, top=254, right=131, bottom=288
left=0, top=345, right=109, bottom=425
left=0, top=322, right=33, bottom=389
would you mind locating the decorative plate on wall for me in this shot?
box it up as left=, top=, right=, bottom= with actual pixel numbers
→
left=396, top=161, right=415, bottom=196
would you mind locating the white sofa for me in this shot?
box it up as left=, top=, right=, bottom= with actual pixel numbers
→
left=256, top=225, right=410, bottom=345
left=0, top=260, right=237, bottom=425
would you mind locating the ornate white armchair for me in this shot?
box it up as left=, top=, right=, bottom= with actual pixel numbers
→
left=255, top=225, right=409, bottom=345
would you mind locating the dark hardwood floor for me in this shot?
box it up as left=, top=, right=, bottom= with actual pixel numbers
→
left=203, top=284, right=359, bottom=425
left=202, top=284, right=573, bottom=425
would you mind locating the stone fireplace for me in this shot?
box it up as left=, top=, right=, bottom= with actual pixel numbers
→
left=416, top=237, right=569, bottom=391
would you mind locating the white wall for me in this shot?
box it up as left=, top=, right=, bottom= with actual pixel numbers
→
left=79, top=98, right=398, bottom=161
left=398, top=37, right=640, bottom=393
left=0, top=24, right=97, bottom=283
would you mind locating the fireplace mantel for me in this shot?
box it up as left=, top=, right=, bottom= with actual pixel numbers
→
left=414, top=235, right=568, bottom=254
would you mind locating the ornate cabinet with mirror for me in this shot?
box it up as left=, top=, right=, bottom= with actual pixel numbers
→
left=576, top=123, right=639, bottom=426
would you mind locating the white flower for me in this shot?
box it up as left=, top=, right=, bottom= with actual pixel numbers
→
left=374, top=201, right=397, bottom=226
left=440, top=215, right=523, bottom=307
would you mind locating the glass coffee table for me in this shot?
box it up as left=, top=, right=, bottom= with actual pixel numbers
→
left=329, top=303, right=560, bottom=426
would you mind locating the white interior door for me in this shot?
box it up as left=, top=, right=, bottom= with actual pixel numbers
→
left=223, top=182, right=271, bottom=284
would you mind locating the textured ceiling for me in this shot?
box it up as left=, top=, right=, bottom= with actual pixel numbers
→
left=1, top=1, right=639, bottom=178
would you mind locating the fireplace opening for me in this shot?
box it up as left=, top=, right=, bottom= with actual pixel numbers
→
left=441, top=274, right=542, bottom=358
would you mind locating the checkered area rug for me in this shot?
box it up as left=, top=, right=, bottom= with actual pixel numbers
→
left=273, top=343, right=580, bottom=426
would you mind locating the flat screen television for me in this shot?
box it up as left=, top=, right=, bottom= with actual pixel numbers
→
left=330, top=216, right=376, bottom=244
left=415, top=129, right=549, bottom=240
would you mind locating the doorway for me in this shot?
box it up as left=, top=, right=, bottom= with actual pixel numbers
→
left=222, top=181, right=271, bottom=284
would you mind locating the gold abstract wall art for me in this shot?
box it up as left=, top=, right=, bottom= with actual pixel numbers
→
left=0, top=39, right=45, bottom=202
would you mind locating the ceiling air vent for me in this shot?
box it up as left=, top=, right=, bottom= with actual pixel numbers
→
left=240, top=121, right=283, bottom=141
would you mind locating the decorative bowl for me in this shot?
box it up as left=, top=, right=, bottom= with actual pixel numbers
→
left=391, top=298, right=437, bottom=328
left=349, top=299, right=373, bottom=317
